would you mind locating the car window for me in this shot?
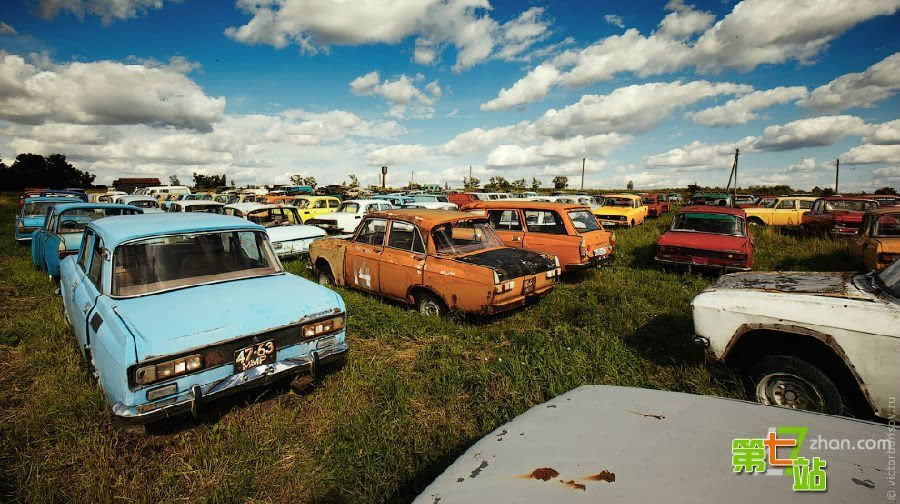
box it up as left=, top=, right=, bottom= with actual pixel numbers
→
left=46, top=210, right=57, bottom=231
left=356, top=218, right=387, bottom=246
left=798, top=200, right=813, bottom=209
left=78, top=231, right=93, bottom=271
left=328, top=199, right=339, bottom=208
left=524, top=210, right=567, bottom=235
left=777, top=199, right=795, bottom=209
left=387, top=220, right=425, bottom=253
left=568, top=210, right=601, bottom=232
left=314, top=200, right=327, bottom=208
left=87, top=236, right=104, bottom=289
left=874, top=214, right=900, bottom=237
left=487, top=210, right=522, bottom=231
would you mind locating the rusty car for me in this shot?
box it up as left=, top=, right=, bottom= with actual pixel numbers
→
left=656, top=206, right=753, bottom=272
left=692, top=263, right=900, bottom=419
left=849, top=207, right=900, bottom=271
left=462, top=201, right=614, bottom=271
left=309, top=209, right=560, bottom=316
left=305, top=199, right=394, bottom=234
left=639, top=193, right=670, bottom=217
left=801, top=196, right=879, bottom=236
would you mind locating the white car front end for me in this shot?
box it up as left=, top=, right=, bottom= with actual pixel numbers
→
left=266, top=225, right=326, bottom=257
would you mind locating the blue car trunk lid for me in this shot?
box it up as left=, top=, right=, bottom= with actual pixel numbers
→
left=112, top=274, right=343, bottom=362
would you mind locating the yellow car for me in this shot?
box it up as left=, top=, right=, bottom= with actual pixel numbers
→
left=744, top=196, right=817, bottom=226
left=593, top=194, right=649, bottom=227
left=291, top=196, right=341, bottom=222
left=850, top=208, right=900, bottom=271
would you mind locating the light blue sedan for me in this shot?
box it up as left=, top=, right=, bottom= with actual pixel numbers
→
left=60, top=213, right=349, bottom=424
left=15, top=197, right=77, bottom=241
left=31, top=203, right=143, bottom=278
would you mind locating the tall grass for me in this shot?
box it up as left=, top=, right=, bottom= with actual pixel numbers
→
left=0, top=196, right=854, bottom=503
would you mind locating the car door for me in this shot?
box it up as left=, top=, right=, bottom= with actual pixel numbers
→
left=860, top=216, right=880, bottom=269
left=344, top=218, right=386, bottom=293
left=70, top=231, right=103, bottom=358
left=486, top=209, right=524, bottom=247
left=522, top=209, right=571, bottom=255
left=850, top=215, right=869, bottom=262
left=380, top=220, right=427, bottom=300
left=769, top=198, right=795, bottom=225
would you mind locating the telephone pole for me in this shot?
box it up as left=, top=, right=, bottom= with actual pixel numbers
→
left=834, top=158, right=840, bottom=194
left=581, top=158, right=585, bottom=191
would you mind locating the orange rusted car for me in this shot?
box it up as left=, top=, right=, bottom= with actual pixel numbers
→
left=462, top=201, right=614, bottom=271
left=309, top=209, right=560, bottom=316
left=849, top=208, right=900, bottom=271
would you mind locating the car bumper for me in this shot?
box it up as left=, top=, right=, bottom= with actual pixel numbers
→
left=485, top=279, right=555, bottom=314
left=598, top=220, right=628, bottom=227
left=565, top=254, right=614, bottom=271
left=655, top=257, right=751, bottom=272
left=111, top=341, right=348, bottom=424
left=829, top=229, right=858, bottom=237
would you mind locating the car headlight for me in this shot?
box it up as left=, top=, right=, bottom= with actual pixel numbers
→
left=134, top=354, right=203, bottom=385
left=302, top=314, right=345, bottom=338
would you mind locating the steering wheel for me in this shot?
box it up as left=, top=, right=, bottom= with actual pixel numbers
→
left=60, top=219, right=82, bottom=231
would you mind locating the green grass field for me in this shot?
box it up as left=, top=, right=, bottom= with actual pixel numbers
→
left=0, top=195, right=855, bottom=503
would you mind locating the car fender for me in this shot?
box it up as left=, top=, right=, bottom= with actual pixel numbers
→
left=310, top=238, right=350, bottom=286
left=90, top=297, right=137, bottom=407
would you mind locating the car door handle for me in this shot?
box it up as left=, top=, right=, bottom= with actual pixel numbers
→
left=512, top=236, right=521, bottom=241
left=82, top=303, right=91, bottom=314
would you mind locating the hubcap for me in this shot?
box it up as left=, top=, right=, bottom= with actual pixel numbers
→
left=756, top=373, right=826, bottom=412
left=421, top=299, right=441, bottom=316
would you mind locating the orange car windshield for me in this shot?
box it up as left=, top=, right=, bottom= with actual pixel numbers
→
left=432, top=220, right=503, bottom=255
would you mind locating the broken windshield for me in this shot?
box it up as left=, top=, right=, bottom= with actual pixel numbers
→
left=432, top=220, right=503, bottom=255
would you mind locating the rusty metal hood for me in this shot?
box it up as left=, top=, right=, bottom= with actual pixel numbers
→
left=710, top=271, right=870, bottom=300
left=415, top=385, right=888, bottom=503
left=455, top=248, right=556, bottom=281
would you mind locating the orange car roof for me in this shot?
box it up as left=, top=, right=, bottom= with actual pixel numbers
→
left=463, top=200, right=589, bottom=211
left=367, top=209, right=486, bottom=230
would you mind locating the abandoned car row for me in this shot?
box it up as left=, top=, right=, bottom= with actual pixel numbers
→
left=12, top=187, right=900, bottom=425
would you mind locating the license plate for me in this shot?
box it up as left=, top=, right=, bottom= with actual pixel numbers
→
left=691, top=256, right=709, bottom=266
left=523, top=277, right=536, bottom=295
left=594, top=247, right=607, bottom=256
left=234, top=340, right=276, bottom=373
left=601, top=221, right=617, bottom=226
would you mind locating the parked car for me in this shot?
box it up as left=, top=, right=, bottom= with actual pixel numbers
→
left=224, top=203, right=326, bottom=258
left=593, top=194, right=649, bottom=227
left=31, top=203, right=142, bottom=278
left=689, top=192, right=732, bottom=206
left=372, top=194, right=415, bottom=207
left=15, top=197, right=78, bottom=242
left=415, top=385, right=889, bottom=503
left=801, top=197, right=879, bottom=236
left=732, top=194, right=760, bottom=208
left=463, top=201, right=614, bottom=271
left=290, top=196, right=342, bottom=222
left=93, top=191, right=127, bottom=203
left=743, top=196, right=817, bottom=226
left=758, top=195, right=778, bottom=207
left=309, top=209, right=560, bottom=316
left=305, top=199, right=394, bottom=234
left=165, top=200, right=225, bottom=214
left=404, top=195, right=458, bottom=211
left=59, top=213, right=348, bottom=424
left=639, top=193, right=671, bottom=217
left=667, top=193, right=682, bottom=203
left=692, top=262, right=900, bottom=418
left=656, top=206, right=753, bottom=272
left=446, top=192, right=478, bottom=207
left=113, top=195, right=164, bottom=213
left=849, top=208, right=900, bottom=271
left=870, top=195, right=899, bottom=207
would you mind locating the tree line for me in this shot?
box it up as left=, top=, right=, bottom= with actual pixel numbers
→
left=0, top=153, right=95, bottom=190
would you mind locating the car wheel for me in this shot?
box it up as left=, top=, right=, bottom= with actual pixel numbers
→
left=630, top=219, right=635, bottom=227
left=317, top=267, right=335, bottom=286
left=416, top=291, right=446, bottom=317
left=747, top=355, right=844, bottom=415
left=748, top=217, right=765, bottom=227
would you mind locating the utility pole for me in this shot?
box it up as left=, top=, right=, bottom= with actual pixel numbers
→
left=724, top=148, right=739, bottom=205
left=834, top=158, right=840, bottom=194
left=581, top=158, right=585, bottom=191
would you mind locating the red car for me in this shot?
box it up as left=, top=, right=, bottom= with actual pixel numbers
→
left=446, top=192, right=478, bottom=207
left=640, top=193, right=671, bottom=217
left=870, top=195, right=900, bottom=207
left=655, top=205, right=753, bottom=272
left=801, top=197, right=880, bottom=236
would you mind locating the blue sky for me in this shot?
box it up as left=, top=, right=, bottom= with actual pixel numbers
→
left=0, top=0, right=899, bottom=191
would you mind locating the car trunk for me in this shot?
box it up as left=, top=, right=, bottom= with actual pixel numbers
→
left=657, top=231, right=748, bottom=253
left=456, top=248, right=555, bottom=281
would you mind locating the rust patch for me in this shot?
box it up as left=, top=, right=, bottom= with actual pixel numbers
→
left=470, top=461, right=488, bottom=479
left=627, top=410, right=665, bottom=420
left=587, top=470, right=615, bottom=483
left=562, top=480, right=586, bottom=491
left=529, top=468, right=559, bottom=481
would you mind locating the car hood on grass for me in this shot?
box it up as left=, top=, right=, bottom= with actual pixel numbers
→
left=456, top=248, right=555, bottom=281
left=265, top=224, right=326, bottom=242
left=112, top=273, right=344, bottom=362
left=711, top=271, right=872, bottom=301
left=658, top=231, right=748, bottom=253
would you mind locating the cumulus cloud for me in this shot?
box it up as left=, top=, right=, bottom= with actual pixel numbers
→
left=799, top=52, right=900, bottom=112
left=0, top=22, right=16, bottom=35
left=689, top=86, right=808, bottom=126
left=645, top=137, right=756, bottom=170
left=0, top=52, right=224, bottom=131
left=785, top=157, right=817, bottom=173
left=485, top=134, right=630, bottom=168
left=226, top=0, right=551, bottom=72
left=349, top=71, right=438, bottom=118
left=603, top=15, right=624, bottom=28
left=32, top=0, right=169, bottom=24
left=864, top=119, right=900, bottom=145
left=481, top=0, right=898, bottom=110
left=754, top=115, right=869, bottom=151
left=480, top=63, right=560, bottom=111
left=841, top=144, right=900, bottom=165
left=366, top=144, right=429, bottom=166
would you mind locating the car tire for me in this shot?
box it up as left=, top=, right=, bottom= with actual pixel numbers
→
left=317, top=267, right=335, bottom=286
left=416, top=291, right=446, bottom=317
left=748, top=217, right=765, bottom=227
left=747, top=355, right=844, bottom=415
left=630, top=219, right=635, bottom=227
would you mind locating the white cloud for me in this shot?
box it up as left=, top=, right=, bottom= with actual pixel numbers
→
left=864, top=119, right=900, bottom=145
left=841, top=144, right=900, bottom=165
left=480, top=63, right=560, bottom=111
left=33, top=0, right=169, bottom=24
left=366, top=144, right=429, bottom=166
left=349, top=71, right=437, bottom=118
left=799, top=52, right=900, bottom=112
left=689, top=86, right=808, bottom=126
left=754, top=115, right=869, bottom=151
left=481, top=0, right=899, bottom=110
left=785, top=157, right=817, bottom=173
left=0, top=22, right=16, bottom=35
left=874, top=166, right=900, bottom=177
left=226, top=0, right=551, bottom=72
left=440, top=123, right=533, bottom=155
left=603, top=15, right=624, bottom=29
left=425, top=80, right=442, bottom=97
left=485, top=134, right=630, bottom=168
left=646, top=137, right=756, bottom=170
left=0, top=52, right=224, bottom=131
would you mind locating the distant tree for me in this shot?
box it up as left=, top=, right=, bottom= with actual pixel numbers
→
left=511, top=178, right=527, bottom=191
left=192, top=173, right=227, bottom=189
left=0, top=153, right=95, bottom=190
left=288, top=174, right=317, bottom=188
left=169, top=174, right=181, bottom=186
left=874, top=186, right=898, bottom=195
left=485, top=176, right=511, bottom=192
left=531, top=177, right=541, bottom=191
left=348, top=174, right=360, bottom=188
left=289, top=174, right=304, bottom=186
left=626, top=180, right=634, bottom=191
left=463, top=176, right=480, bottom=190
left=552, top=176, right=568, bottom=190
left=811, top=186, right=835, bottom=197
left=303, top=176, right=317, bottom=188
left=406, top=182, right=422, bottom=190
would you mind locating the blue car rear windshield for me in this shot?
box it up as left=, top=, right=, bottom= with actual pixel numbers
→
left=112, top=230, right=281, bottom=296
left=58, top=208, right=141, bottom=234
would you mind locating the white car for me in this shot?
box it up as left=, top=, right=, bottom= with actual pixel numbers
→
left=305, top=199, right=394, bottom=234
left=403, top=195, right=458, bottom=211
left=113, top=195, right=165, bottom=213
left=224, top=203, right=325, bottom=257
left=692, top=261, right=900, bottom=419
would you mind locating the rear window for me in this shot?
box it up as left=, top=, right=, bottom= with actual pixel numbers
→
left=874, top=214, right=900, bottom=237
left=568, top=210, right=601, bottom=232
left=524, top=210, right=567, bottom=235
left=58, top=208, right=140, bottom=234
left=672, top=212, right=746, bottom=237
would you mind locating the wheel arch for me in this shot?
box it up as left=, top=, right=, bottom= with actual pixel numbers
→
left=407, top=285, right=447, bottom=309
left=723, top=324, right=875, bottom=416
